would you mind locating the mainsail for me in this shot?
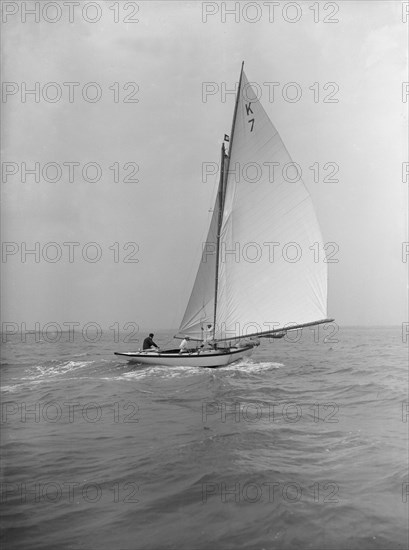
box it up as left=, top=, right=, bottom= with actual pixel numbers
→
left=179, top=64, right=329, bottom=342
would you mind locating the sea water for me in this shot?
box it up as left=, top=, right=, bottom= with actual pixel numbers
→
left=1, top=326, right=408, bottom=550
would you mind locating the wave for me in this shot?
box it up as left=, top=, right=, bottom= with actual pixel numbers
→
left=1, top=385, right=20, bottom=394
left=100, top=359, right=284, bottom=382
left=220, top=360, right=283, bottom=372
left=22, top=360, right=95, bottom=380
left=113, top=365, right=208, bottom=380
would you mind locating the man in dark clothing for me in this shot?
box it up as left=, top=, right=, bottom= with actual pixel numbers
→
left=143, top=333, right=159, bottom=350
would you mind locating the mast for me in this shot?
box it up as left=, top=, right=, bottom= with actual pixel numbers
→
left=212, top=142, right=226, bottom=336
left=224, top=61, right=244, bottom=186
left=212, top=61, right=245, bottom=339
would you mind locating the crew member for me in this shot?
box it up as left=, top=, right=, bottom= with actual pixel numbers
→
left=179, top=336, right=190, bottom=354
left=201, top=324, right=214, bottom=350
left=143, top=333, right=159, bottom=350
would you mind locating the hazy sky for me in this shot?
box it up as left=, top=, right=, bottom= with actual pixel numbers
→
left=1, top=0, right=407, bottom=333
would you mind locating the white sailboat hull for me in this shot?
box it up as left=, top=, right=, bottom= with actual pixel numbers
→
left=114, top=345, right=254, bottom=368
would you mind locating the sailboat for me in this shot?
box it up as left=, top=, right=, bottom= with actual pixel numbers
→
left=115, top=63, right=333, bottom=367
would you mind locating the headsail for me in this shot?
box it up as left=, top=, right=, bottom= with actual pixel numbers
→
left=214, top=70, right=329, bottom=340
left=178, top=201, right=219, bottom=338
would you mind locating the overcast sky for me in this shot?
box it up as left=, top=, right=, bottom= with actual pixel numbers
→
left=1, top=0, right=407, bottom=332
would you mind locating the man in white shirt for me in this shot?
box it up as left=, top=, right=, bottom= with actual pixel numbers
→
left=179, top=336, right=190, bottom=354
left=200, top=324, right=214, bottom=350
